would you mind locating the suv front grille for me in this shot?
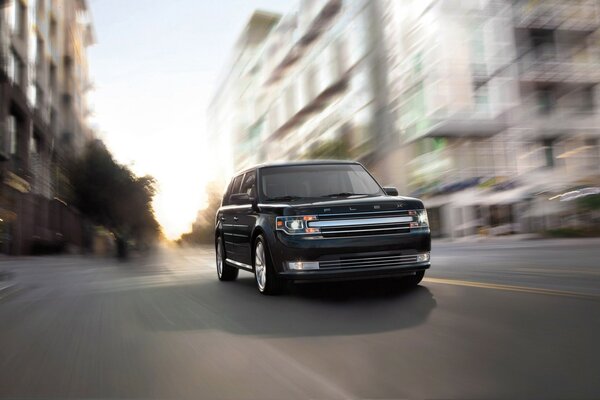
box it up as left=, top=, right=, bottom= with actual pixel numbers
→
left=319, top=223, right=410, bottom=237
left=319, top=254, right=419, bottom=269
left=309, top=211, right=414, bottom=238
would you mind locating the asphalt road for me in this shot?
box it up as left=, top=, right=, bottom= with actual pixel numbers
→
left=0, top=239, right=599, bottom=399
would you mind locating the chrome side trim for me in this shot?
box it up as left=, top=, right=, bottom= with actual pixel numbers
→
left=220, top=204, right=252, bottom=210
left=225, top=258, right=253, bottom=270
left=309, top=216, right=412, bottom=228
left=223, top=233, right=247, bottom=238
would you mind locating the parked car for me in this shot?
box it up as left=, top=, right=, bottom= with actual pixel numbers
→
left=214, top=161, right=431, bottom=294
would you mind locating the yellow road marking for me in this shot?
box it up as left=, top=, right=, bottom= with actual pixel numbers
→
left=423, top=277, right=599, bottom=300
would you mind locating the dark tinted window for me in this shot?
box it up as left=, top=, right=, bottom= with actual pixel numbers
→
left=239, top=170, right=256, bottom=197
left=260, top=164, right=383, bottom=201
left=222, top=181, right=233, bottom=206
left=223, top=174, right=244, bottom=205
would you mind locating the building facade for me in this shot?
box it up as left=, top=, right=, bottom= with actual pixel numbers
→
left=0, top=0, right=95, bottom=254
left=209, top=0, right=600, bottom=238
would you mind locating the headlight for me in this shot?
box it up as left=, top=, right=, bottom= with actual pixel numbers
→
left=410, top=209, right=429, bottom=228
left=276, top=216, right=320, bottom=235
left=417, top=210, right=429, bottom=226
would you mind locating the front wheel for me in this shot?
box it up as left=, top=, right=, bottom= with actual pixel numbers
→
left=253, top=236, right=283, bottom=295
left=216, top=236, right=238, bottom=281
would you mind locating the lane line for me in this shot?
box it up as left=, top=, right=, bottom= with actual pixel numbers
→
left=423, top=277, right=600, bottom=300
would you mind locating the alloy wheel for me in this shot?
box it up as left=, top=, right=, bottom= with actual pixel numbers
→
left=216, top=240, right=223, bottom=278
left=255, top=241, right=266, bottom=291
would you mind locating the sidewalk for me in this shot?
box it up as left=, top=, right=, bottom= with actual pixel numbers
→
left=433, top=235, right=600, bottom=248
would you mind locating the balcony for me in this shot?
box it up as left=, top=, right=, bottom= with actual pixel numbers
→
left=513, top=0, right=600, bottom=31
left=518, top=50, right=600, bottom=84
left=266, top=0, right=342, bottom=85
left=269, top=74, right=349, bottom=140
left=515, top=106, right=600, bottom=135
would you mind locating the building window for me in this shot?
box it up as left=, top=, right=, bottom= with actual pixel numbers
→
left=8, top=115, right=17, bottom=155
left=285, top=83, right=296, bottom=119
left=11, top=0, right=27, bottom=38
left=36, top=36, right=44, bottom=67
left=30, top=133, right=41, bottom=154
left=37, top=0, right=45, bottom=20
left=474, top=84, right=489, bottom=114
left=581, top=85, right=596, bottom=112
left=304, top=66, right=317, bottom=102
left=585, top=138, right=599, bottom=169
left=8, top=50, right=26, bottom=87
left=50, top=17, right=58, bottom=49
left=536, top=86, right=555, bottom=114
left=530, top=29, right=555, bottom=61
left=35, top=84, right=44, bottom=109
left=543, top=139, right=555, bottom=168
left=49, top=63, right=57, bottom=97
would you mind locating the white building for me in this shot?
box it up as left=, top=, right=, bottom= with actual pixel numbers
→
left=209, top=0, right=600, bottom=238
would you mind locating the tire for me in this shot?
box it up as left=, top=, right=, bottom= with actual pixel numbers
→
left=399, top=270, right=425, bottom=288
left=216, top=236, right=238, bottom=281
left=253, top=235, right=283, bottom=295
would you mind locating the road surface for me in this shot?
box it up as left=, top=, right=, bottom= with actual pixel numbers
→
left=0, top=239, right=599, bottom=399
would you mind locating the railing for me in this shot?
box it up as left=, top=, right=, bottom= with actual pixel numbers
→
left=515, top=102, right=600, bottom=133
left=266, top=0, right=342, bottom=85
left=0, top=13, right=10, bottom=78
left=518, top=49, right=600, bottom=83
left=513, top=0, right=600, bottom=31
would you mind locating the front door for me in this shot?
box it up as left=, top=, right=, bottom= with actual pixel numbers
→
left=222, top=174, right=244, bottom=261
left=235, top=170, right=257, bottom=266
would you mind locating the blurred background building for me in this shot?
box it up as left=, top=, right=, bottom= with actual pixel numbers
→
left=0, top=0, right=95, bottom=254
left=209, top=0, right=600, bottom=239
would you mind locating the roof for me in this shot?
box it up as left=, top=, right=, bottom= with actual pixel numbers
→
left=234, top=160, right=361, bottom=176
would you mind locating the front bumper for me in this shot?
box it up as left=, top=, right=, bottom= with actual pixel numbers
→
left=269, top=229, right=431, bottom=282
left=279, top=262, right=430, bottom=282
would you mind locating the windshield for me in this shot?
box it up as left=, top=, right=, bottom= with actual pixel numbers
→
left=260, top=164, right=384, bottom=201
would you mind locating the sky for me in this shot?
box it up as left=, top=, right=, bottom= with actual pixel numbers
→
left=87, top=0, right=292, bottom=239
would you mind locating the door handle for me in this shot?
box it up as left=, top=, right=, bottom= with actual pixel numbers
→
left=220, top=217, right=226, bottom=221
left=233, top=216, right=239, bottom=222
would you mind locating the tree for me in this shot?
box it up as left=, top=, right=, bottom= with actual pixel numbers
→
left=67, top=141, right=160, bottom=255
left=178, top=181, right=223, bottom=245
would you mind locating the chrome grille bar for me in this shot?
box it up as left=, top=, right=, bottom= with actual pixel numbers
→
left=309, top=216, right=413, bottom=228
left=319, top=254, right=419, bottom=269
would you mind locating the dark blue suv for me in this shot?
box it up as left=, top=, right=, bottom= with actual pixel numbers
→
left=215, top=161, right=431, bottom=294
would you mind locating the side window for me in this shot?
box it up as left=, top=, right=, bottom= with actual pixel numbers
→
left=222, top=180, right=234, bottom=206
left=239, top=170, right=256, bottom=198
left=225, top=175, right=244, bottom=205
left=231, top=175, right=244, bottom=194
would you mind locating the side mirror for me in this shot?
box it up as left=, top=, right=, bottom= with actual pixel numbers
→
left=229, top=193, right=252, bottom=205
left=383, top=187, right=399, bottom=196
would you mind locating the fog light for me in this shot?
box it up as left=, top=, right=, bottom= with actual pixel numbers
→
left=416, top=252, right=430, bottom=262
left=287, top=261, right=319, bottom=270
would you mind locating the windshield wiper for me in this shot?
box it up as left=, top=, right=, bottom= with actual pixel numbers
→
left=266, top=195, right=303, bottom=201
left=323, top=192, right=370, bottom=198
